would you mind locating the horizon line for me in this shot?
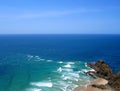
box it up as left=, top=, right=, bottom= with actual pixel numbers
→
left=0, top=33, right=120, bottom=35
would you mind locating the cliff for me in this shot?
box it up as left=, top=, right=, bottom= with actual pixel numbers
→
left=87, top=60, right=120, bottom=91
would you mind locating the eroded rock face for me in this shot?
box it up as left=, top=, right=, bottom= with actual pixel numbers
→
left=109, top=72, right=120, bottom=91
left=91, top=84, right=108, bottom=89
left=87, top=60, right=113, bottom=79
left=87, top=60, right=120, bottom=91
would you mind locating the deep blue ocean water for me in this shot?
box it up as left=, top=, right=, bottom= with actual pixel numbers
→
left=0, top=34, right=120, bottom=91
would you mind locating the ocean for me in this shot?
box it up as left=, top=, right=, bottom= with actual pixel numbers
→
left=0, top=34, right=120, bottom=91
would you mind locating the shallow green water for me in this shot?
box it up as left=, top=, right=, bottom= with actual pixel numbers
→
left=0, top=54, right=93, bottom=91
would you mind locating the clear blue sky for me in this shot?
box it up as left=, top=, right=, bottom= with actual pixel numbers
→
left=0, top=0, right=120, bottom=34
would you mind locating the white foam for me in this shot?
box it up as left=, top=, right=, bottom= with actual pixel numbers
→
left=82, top=69, right=88, bottom=73
left=27, top=55, right=33, bottom=58
left=35, top=56, right=41, bottom=60
left=85, top=62, right=96, bottom=72
left=25, top=88, right=42, bottom=91
left=67, top=62, right=75, bottom=64
left=58, top=61, right=63, bottom=64
left=85, top=62, right=88, bottom=67
left=90, top=69, right=95, bottom=72
left=47, top=60, right=53, bottom=62
left=57, top=67, right=62, bottom=72
left=62, top=76, right=69, bottom=80
left=30, top=82, right=53, bottom=87
left=62, top=68, right=73, bottom=72
left=68, top=73, right=79, bottom=78
left=64, top=64, right=71, bottom=68
left=62, top=76, right=78, bottom=81
left=61, top=73, right=79, bottom=81
left=55, top=81, right=77, bottom=91
left=27, top=55, right=34, bottom=60
left=82, top=68, right=95, bottom=73
left=61, top=74, right=65, bottom=78
left=55, top=81, right=68, bottom=90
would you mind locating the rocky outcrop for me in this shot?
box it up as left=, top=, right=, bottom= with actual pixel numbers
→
left=87, top=60, right=120, bottom=91
left=91, top=84, right=109, bottom=89
left=109, top=72, right=120, bottom=91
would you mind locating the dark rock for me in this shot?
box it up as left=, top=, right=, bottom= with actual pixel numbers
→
left=108, top=72, right=120, bottom=91
left=91, top=84, right=108, bottom=89
left=87, top=60, right=113, bottom=80
left=87, top=60, right=120, bottom=91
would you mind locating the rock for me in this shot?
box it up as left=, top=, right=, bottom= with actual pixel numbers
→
left=87, top=60, right=120, bottom=91
left=91, top=84, right=108, bottom=89
left=108, top=72, right=120, bottom=91
left=87, top=60, right=113, bottom=80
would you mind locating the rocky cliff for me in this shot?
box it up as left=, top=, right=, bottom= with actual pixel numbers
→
left=87, top=60, right=120, bottom=91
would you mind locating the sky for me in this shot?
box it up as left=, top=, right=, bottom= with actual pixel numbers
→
left=0, top=0, right=120, bottom=34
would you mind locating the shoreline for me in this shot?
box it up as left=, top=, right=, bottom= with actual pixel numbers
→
left=74, top=78, right=114, bottom=91
left=74, top=60, right=119, bottom=91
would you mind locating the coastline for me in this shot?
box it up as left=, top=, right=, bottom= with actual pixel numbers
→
left=74, top=78, right=114, bottom=91
left=74, top=60, right=120, bottom=91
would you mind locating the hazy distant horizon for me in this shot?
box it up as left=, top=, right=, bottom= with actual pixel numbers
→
left=0, top=33, right=120, bottom=35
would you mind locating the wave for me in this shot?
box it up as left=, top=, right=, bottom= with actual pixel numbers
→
left=30, top=82, right=53, bottom=87
left=25, top=88, right=42, bottom=91
left=24, top=54, right=94, bottom=91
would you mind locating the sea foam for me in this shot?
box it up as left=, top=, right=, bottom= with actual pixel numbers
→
left=57, top=67, right=62, bottom=72
left=25, top=88, right=42, bottom=91
left=30, top=82, right=53, bottom=87
left=64, top=64, right=71, bottom=68
left=58, top=61, right=63, bottom=64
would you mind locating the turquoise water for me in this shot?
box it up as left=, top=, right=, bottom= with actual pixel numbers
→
left=0, top=54, right=93, bottom=91
left=0, top=34, right=120, bottom=91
